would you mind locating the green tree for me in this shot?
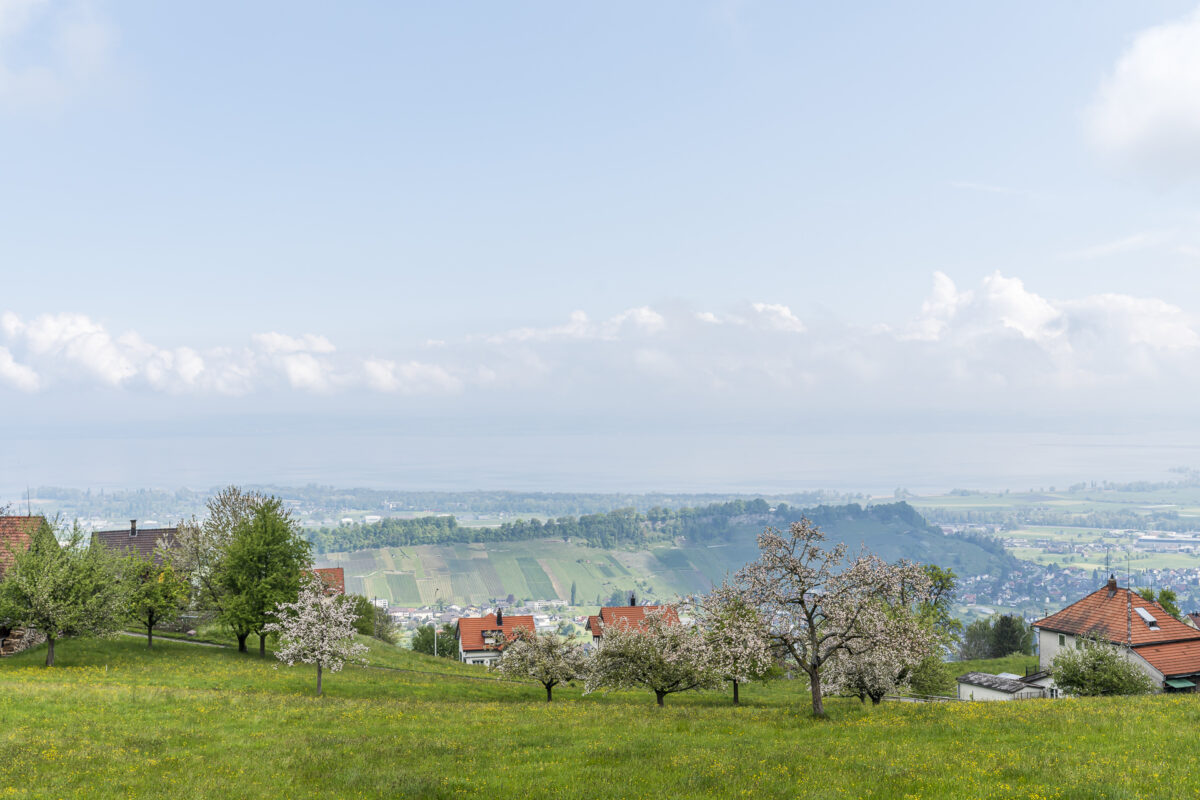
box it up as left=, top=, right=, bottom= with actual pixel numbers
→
left=1051, top=632, right=1156, bottom=696
left=124, top=557, right=190, bottom=648
left=990, top=615, right=1034, bottom=657
left=0, top=522, right=127, bottom=666
left=348, top=595, right=397, bottom=644
left=218, top=497, right=312, bottom=655
left=570, top=580, right=577, bottom=606
left=411, top=622, right=456, bottom=658
left=959, top=618, right=995, bottom=660
left=1139, top=588, right=1182, bottom=620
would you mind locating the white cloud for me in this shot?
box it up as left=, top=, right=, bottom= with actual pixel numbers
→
left=252, top=332, right=336, bottom=355
left=2, top=275, right=1200, bottom=413
left=363, top=358, right=462, bottom=395
left=0, top=345, right=38, bottom=391
left=1088, top=6, right=1200, bottom=177
left=487, top=306, right=667, bottom=344
left=0, top=0, right=116, bottom=109
left=750, top=303, right=806, bottom=333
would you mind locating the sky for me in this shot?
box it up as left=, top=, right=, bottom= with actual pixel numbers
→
left=4, top=1, right=1200, bottom=494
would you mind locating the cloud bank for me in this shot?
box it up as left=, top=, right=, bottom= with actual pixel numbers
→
left=1088, top=5, right=1200, bottom=178
left=1, top=274, right=1198, bottom=418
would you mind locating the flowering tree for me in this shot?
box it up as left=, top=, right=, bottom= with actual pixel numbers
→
left=698, top=584, right=774, bottom=705
left=0, top=522, right=127, bottom=666
left=823, top=603, right=936, bottom=704
left=585, top=605, right=721, bottom=707
left=492, top=627, right=587, bottom=701
left=170, top=486, right=266, bottom=615
left=263, top=575, right=367, bottom=696
left=735, top=518, right=932, bottom=716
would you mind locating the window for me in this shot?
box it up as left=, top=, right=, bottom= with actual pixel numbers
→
left=1075, top=638, right=1082, bottom=650
left=1135, top=607, right=1161, bottom=631
left=1058, top=634, right=1065, bottom=647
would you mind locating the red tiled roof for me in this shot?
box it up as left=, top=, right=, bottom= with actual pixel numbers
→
left=1034, top=585, right=1200, bottom=646
left=1135, top=639, right=1200, bottom=677
left=312, top=567, right=345, bottom=595
left=586, top=605, right=678, bottom=638
left=92, top=526, right=178, bottom=563
left=456, top=613, right=535, bottom=652
left=0, top=516, right=44, bottom=576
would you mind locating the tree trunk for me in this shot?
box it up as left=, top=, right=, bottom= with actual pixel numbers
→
left=871, top=695, right=882, bottom=706
left=808, top=668, right=825, bottom=717
left=147, top=611, right=155, bottom=648
left=45, top=636, right=55, bottom=667
left=732, top=679, right=740, bottom=705
left=545, top=683, right=553, bottom=702
left=316, top=661, right=323, bottom=697
left=655, top=690, right=665, bottom=707
left=259, top=633, right=266, bottom=657
left=237, top=632, right=248, bottom=652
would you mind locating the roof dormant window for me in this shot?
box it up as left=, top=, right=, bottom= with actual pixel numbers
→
left=1135, top=607, right=1161, bottom=631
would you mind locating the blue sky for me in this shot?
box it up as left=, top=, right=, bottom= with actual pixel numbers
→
left=4, top=1, right=1200, bottom=492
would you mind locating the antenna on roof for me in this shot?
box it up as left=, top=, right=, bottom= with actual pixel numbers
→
left=25, top=486, right=30, bottom=517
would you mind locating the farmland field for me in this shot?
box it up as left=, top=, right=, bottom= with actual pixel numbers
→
left=2, top=636, right=1200, bottom=798
left=316, top=539, right=700, bottom=607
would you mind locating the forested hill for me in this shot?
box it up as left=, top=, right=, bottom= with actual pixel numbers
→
left=305, top=500, right=1013, bottom=577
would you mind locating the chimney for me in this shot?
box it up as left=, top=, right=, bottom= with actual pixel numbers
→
left=130, top=519, right=138, bottom=538
left=1106, top=574, right=1117, bottom=597
left=629, top=594, right=636, bottom=607
left=496, top=608, right=503, bottom=626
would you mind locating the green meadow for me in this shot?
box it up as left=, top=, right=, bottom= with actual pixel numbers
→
left=0, top=637, right=1198, bottom=799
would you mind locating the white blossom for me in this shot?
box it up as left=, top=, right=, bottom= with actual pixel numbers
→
left=735, top=518, right=933, bottom=716
left=491, top=628, right=587, bottom=701
left=584, top=605, right=721, bottom=706
left=698, top=583, right=774, bottom=704
left=262, top=575, right=367, bottom=696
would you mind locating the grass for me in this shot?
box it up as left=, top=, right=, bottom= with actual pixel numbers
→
left=3, top=637, right=1200, bottom=798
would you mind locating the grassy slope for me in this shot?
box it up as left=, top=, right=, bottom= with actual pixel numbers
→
left=1, top=638, right=1197, bottom=799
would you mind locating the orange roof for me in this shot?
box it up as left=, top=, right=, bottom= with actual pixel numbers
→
left=312, top=567, right=345, bottom=595
left=456, top=613, right=535, bottom=652
left=1135, top=639, right=1200, bottom=677
left=586, top=605, right=678, bottom=637
left=1034, top=585, right=1200, bottom=646
left=0, top=517, right=44, bottom=577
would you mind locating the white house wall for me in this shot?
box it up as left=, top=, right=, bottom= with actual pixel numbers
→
left=1037, top=629, right=1166, bottom=691
left=956, top=683, right=1042, bottom=702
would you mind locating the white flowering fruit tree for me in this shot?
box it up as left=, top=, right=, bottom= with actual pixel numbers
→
left=263, top=575, right=368, bottom=696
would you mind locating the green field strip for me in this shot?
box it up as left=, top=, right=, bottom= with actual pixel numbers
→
left=515, top=557, right=557, bottom=600
left=605, top=554, right=632, bottom=576
left=490, top=556, right=531, bottom=599
left=476, top=561, right=506, bottom=596
left=385, top=573, right=422, bottom=605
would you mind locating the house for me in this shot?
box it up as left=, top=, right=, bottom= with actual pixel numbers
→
left=455, top=609, right=535, bottom=666
left=585, top=597, right=678, bottom=642
left=0, top=516, right=47, bottom=656
left=311, top=567, right=345, bottom=595
left=0, top=516, right=44, bottom=578
left=956, top=671, right=1046, bottom=701
left=1033, top=575, right=1200, bottom=693
left=91, top=519, right=178, bottom=564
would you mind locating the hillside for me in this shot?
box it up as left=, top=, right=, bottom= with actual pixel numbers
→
left=315, top=502, right=1013, bottom=607
left=0, top=636, right=1193, bottom=798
